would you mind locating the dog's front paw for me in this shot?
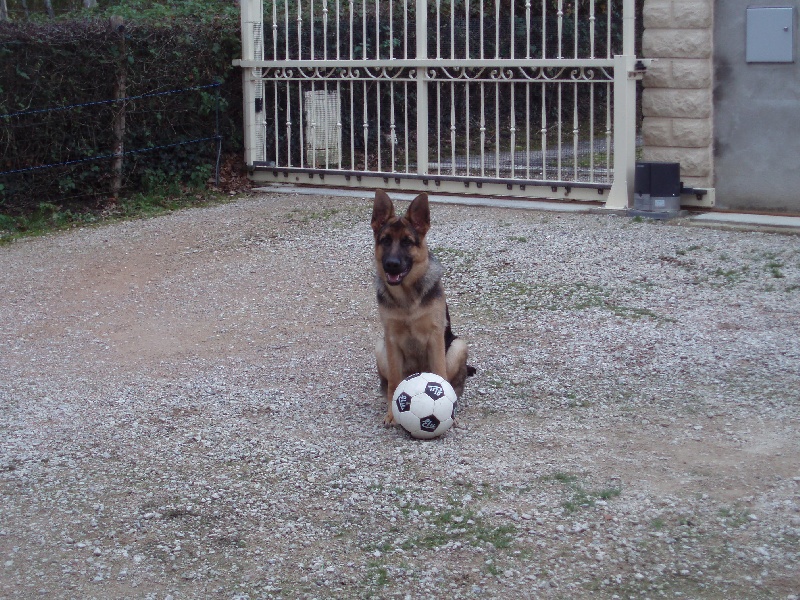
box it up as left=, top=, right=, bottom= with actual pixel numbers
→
left=383, top=412, right=396, bottom=426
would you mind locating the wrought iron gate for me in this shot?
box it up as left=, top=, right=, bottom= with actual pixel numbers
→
left=235, top=0, right=640, bottom=206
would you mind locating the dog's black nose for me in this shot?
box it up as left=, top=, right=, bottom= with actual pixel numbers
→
left=384, top=257, right=403, bottom=274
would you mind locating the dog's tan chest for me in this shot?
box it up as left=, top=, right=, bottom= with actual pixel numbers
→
left=381, top=302, right=444, bottom=357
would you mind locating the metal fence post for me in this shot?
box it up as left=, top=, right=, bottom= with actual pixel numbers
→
left=110, top=16, right=127, bottom=200
left=215, top=81, right=222, bottom=187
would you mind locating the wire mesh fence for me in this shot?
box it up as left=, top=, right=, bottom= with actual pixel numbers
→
left=1, top=17, right=243, bottom=210
left=1, top=83, right=222, bottom=204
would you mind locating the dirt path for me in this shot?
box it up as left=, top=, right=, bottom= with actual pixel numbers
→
left=1, top=192, right=799, bottom=599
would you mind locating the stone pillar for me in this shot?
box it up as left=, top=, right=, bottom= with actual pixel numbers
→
left=641, top=0, right=714, bottom=189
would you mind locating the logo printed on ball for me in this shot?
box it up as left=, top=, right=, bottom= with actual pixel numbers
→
left=395, top=392, right=413, bottom=412
left=425, top=383, right=444, bottom=398
left=420, top=416, right=440, bottom=432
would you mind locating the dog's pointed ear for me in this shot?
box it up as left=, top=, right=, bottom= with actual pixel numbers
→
left=406, top=193, right=430, bottom=238
left=371, top=190, right=395, bottom=237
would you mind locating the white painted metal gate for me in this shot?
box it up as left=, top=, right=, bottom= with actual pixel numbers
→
left=235, top=0, right=640, bottom=206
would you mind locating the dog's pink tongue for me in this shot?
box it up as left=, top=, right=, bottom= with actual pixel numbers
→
left=387, top=273, right=402, bottom=284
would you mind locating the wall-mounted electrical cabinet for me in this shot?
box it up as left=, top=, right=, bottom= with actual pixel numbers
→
left=746, top=6, right=795, bottom=63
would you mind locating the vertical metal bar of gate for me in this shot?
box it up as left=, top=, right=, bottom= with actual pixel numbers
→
left=415, top=0, right=428, bottom=180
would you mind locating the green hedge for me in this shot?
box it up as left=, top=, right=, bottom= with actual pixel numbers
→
left=0, top=16, right=243, bottom=212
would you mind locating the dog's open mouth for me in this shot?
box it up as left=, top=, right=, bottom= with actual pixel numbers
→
left=385, top=268, right=409, bottom=285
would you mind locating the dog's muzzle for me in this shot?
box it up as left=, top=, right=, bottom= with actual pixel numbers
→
left=383, top=258, right=410, bottom=285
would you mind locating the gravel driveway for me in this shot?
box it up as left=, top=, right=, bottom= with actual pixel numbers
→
left=1, top=192, right=799, bottom=600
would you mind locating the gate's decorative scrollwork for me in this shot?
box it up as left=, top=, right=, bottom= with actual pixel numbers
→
left=261, top=65, right=614, bottom=84
left=260, top=66, right=417, bottom=82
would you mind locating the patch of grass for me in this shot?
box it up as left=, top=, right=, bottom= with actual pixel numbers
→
left=117, top=190, right=217, bottom=218
left=549, top=472, right=579, bottom=485
left=285, top=207, right=341, bottom=224
left=562, top=487, right=595, bottom=513
left=395, top=499, right=516, bottom=551
left=436, top=246, right=467, bottom=256
left=608, top=305, right=662, bottom=320
left=475, top=524, right=516, bottom=549
left=0, top=202, right=100, bottom=244
left=365, top=560, right=390, bottom=588
left=762, top=252, right=786, bottom=279
left=435, top=246, right=470, bottom=260
left=712, top=266, right=749, bottom=285
left=676, top=244, right=703, bottom=256
left=718, top=506, right=751, bottom=528
left=487, top=280, right=667, bottom=321
left=480, top=371, right=510, bottom=391
left=436, top=245, right=479, bottom=280
left=1, top=188, right=230, bottom=245
left=566, top=393, right=592, bottom=409
left=597, top=487, right=622, bottom=501
left=473, top=370, right=532, bottom=405
left=545, top=473, right=622, bottom=513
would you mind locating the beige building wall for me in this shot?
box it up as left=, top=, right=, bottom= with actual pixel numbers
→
left=641, top=0, right=714, bottom=189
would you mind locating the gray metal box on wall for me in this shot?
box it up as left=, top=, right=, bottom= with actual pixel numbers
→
left=746, top=6, right=795, bottom=63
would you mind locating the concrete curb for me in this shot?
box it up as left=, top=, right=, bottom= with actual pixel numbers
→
left=253, top=184, right=800, bottom=234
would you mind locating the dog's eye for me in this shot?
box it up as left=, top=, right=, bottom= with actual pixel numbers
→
left=379, top=236, right=392, bottom=246
left=400, top=237, right=414, bottom=247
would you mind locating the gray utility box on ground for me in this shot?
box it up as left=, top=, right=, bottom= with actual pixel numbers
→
left=633, top=162, right=681, bottom=213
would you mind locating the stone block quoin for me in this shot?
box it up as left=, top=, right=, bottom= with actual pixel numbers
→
left=641, top=0, right=714, bottom=185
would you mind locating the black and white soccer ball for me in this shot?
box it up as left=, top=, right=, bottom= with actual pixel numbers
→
left=391, top=372, right=457, bottom=439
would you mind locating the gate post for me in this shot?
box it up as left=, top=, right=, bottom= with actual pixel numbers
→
left=415, top=0, right=428, bottom=177
left=606, top=53, right=637, bottom=210
left=605, top=0, right=637, bottom=210
left=241, top=0, right=265, bottom=168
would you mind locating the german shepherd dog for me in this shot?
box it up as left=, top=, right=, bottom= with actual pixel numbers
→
left=371, top=190, right=473, bottom=425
